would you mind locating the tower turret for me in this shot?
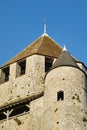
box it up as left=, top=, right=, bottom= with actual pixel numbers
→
left=44, top=49, right=87, bottom=130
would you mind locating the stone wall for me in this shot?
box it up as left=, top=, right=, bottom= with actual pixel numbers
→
left=0, top=55, right=45, bottom=107
left=0, top=96, right=43, bottom=130
left=0, top=112, right=31, bottom=130
left=44, top=66, right=87, bottom=130
left=30, top=97, right=43, bottom=130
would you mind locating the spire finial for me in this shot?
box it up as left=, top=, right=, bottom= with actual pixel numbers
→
left=63, top=44, right=67, bottom=51
left=44, top=18, right=46, bottom=34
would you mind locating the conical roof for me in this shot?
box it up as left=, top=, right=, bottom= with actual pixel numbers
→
left=51, top=49, right=79, bottom=70
left=2, top=34, right=62, bottom=67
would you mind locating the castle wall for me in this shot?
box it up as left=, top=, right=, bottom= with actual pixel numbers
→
left=44, top=66, right=87, bottom=130
left=0, top=55, right=45, bottom=108
left=0, top=111, right=31, bottom=130
left=30, top=97, right=43, bottom=130
left=0, top=96, right=43, bottom=130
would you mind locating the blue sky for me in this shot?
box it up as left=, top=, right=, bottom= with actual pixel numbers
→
left=0, top=0, right=87, bottom=66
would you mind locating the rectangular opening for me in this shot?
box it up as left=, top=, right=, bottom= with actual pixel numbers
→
left=10, top=105, right=29, bottom=117
left=16, top=59, right=26, bottom=77
left=0, top=101, right=30, bottom=121
left=57, top=91, right=64, bottom=101
left=45, top=57, right=53, bottom=72
left=2, top=66, right=10, bottom=83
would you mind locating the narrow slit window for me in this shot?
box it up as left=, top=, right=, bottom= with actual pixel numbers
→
left=16, top=59, right=26, bottom=77
left=57, top=91, right=64, bottom=101
left=45, top=57, right=53, bottom=72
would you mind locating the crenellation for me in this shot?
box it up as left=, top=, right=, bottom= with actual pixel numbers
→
left=26, top=55, right=45, bottom=94
left=10, top=63, right=16, bottom=81
left=0, top=54, right=45, bottom=108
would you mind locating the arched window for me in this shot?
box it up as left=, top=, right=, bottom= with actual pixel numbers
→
left=57, top=91, right=64, bottom=101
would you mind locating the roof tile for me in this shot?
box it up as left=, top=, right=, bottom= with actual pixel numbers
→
left=51, top=50, right=79, bottom=69
left=2, top=34, right=62, bottom=67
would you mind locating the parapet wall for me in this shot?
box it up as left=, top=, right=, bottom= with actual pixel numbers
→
left=0, top=55, right=45, bottom=107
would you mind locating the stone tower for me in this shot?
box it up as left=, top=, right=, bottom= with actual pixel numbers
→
left=44, top=48, right=87, bottom=130
left=0, top=32, right=87, bottom=130
left=0, top=33, right=62, bottom=130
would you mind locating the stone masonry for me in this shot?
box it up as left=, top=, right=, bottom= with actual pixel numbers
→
left=0, top=33, right=87, bottom=130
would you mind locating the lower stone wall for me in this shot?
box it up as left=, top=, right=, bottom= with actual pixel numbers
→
left=0, top=96, right=43, bottom=130
left=30, top=97, right=43, bottom=130
left=0, top=112, right=31, bottom=130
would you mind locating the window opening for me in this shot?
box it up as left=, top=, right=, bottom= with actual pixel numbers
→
left=16, top=59, right=26, bottom=77
left=57, top=91, right=64, bottom=101
left=10, top=105, right=29, bottom=117
left=45, top=57, right=53, bottom=72
left=0, top=101, right=30, bottom=121
left=2, top=66, right=10, bottom=82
